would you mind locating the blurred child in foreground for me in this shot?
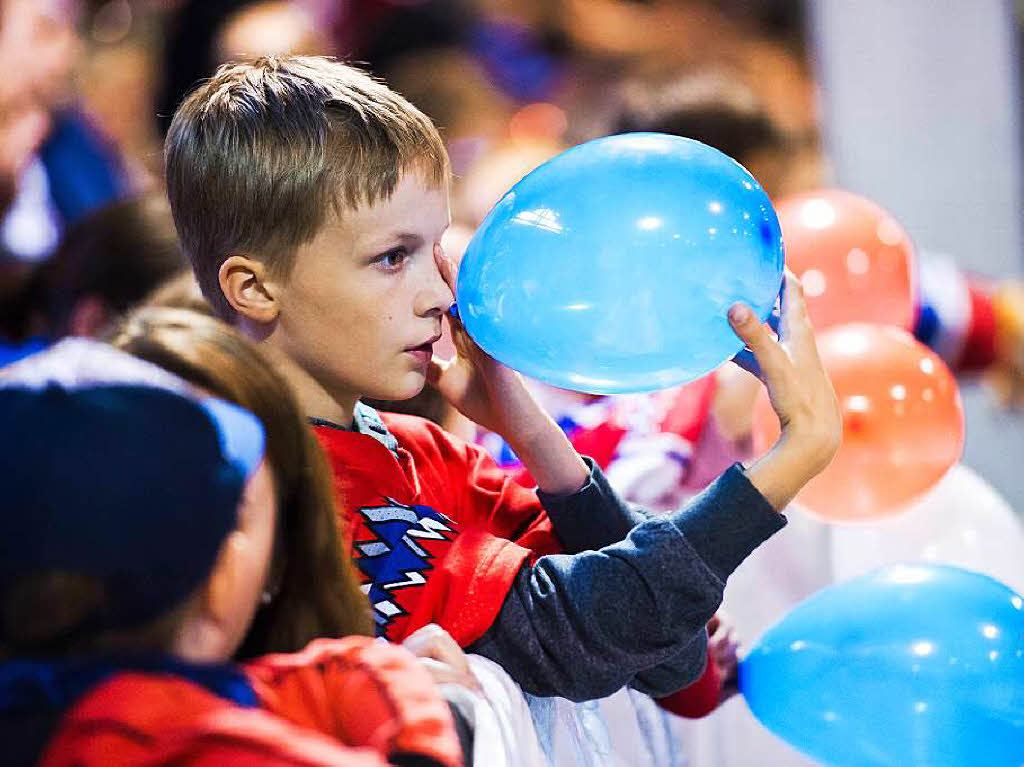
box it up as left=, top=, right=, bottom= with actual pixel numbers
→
left=0, top=337, right=462, bottom=766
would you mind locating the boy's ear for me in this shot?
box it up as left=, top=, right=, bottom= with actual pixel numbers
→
left=219, top=255, right=280, bottom=323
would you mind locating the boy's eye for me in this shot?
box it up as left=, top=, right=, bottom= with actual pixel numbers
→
left=374, top=247, right=408, bottom=270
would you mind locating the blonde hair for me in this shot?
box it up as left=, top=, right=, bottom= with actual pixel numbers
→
left=165, top=55, right=450, bottom=319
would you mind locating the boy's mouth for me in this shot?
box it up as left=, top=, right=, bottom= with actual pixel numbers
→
left=406, top=333, right=442, bottom=353
left=404, top=333, right=441, bottom=362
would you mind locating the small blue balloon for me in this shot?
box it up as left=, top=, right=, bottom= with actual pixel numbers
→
left=456, top=133, right=783, bottom=394
left=740, top=564, right=1024, bottom=767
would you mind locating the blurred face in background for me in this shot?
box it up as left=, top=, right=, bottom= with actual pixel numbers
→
left=0, top=0, right=81, bottom=207
left=4, top=0, right=80, bottom=109
left=215, top=1, right=334, bottom=62
left=558, top=0, right=740, bottom=63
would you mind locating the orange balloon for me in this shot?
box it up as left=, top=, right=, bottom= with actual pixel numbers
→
left=752, top=324, right=964, bottom=522
left=776, top=189, right=917, bottom=331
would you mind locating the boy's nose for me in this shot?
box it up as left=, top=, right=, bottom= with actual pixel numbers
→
left=415, top=244, right=456, bottom=316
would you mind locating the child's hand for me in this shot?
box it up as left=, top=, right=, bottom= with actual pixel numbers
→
left=711, top=363, right=763, bottom=443
left=403, top=623, right=482, bottom=693
left=426, top=243, right=525, bottom=437
left=727, top=269, right=842, bottom=510
left=707, top=613, right=740, bottom=703
left=427, top=243, right=590, bottom=494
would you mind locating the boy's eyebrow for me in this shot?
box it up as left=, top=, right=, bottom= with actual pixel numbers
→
left=366, top=232, right=424, bottom=250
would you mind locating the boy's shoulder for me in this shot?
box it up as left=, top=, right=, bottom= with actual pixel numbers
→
left=40, top=671, right=387, bottom=767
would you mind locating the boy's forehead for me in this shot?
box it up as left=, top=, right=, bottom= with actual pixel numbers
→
left=334, top=172, right=451, bottom=241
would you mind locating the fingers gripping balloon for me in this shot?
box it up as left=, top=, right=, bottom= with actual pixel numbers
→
left=454, top=133, right=785, bottom=394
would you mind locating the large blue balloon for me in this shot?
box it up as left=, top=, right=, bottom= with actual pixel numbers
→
left=741, top=564, right=1024, bottom=767
left=456, top=133, right=783, bottom=394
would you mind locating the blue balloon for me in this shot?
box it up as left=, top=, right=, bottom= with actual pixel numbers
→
left=455, top=133, right=783, bottom=394
left=741, top=565, right=1024, bottom=767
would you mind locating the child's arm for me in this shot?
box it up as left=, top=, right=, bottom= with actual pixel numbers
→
left=468, top=461, right=782, bottom=700
left=651, top=613, right=738, bottom=718
left=427, top=245, right=591, bottom=496
left=467, top=271, right=840, bottom=701
left=728, top=270, right=841, bottom=509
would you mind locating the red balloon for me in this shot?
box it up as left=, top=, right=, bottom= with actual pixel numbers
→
left=752, top=324, right=964, bottom=522
left=776, top=189, right=917, bottom=331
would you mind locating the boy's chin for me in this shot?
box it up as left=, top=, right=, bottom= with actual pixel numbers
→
left=375, top=375, right=428, bottom=402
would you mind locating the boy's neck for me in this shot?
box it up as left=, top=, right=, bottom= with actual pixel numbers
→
left=261, top=342, right=358, bottom=427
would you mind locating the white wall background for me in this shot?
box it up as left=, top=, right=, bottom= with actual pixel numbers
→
left=810, top=0, right=1024, bottom=512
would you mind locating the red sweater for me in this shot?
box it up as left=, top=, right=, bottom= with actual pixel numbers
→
left=315, top=413, right=723, bottom=717
left=36, top=637, right=461, bottom=767
left=315, top=414, right=561, bottom=648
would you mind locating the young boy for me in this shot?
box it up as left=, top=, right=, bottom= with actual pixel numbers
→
left=165, top=55, right=840, bottom=702
left=0, top=340, right=461, bottom=767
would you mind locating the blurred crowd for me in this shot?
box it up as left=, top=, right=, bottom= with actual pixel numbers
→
left=4, top=0, right=1020, bottom=390
left=0, top=0, right=831, bottom=356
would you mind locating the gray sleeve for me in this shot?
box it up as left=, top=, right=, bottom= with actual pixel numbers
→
left=468, top=464, right=784, bottom=702
left=536, top=456, right=651, bottom=553
left=629, top=633, right=708, bottom=698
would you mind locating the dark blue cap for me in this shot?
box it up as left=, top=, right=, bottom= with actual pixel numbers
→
left=0, top=340, right=265, bottom=631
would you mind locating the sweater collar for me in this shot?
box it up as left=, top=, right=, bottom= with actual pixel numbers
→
left=309, top=401, right=399, bottom=455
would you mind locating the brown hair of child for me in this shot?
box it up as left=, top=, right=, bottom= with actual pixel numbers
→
left=612, top=68, right=787, bottom=169
left=0, top=572, right=194, bottom=659
left=141, top=269, right=212, bottom=316
left=164, top=55, right=450, bottom=320
left=110, top=307, right=373, bottom=656
left=39, top=195, right=187, bottom=338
